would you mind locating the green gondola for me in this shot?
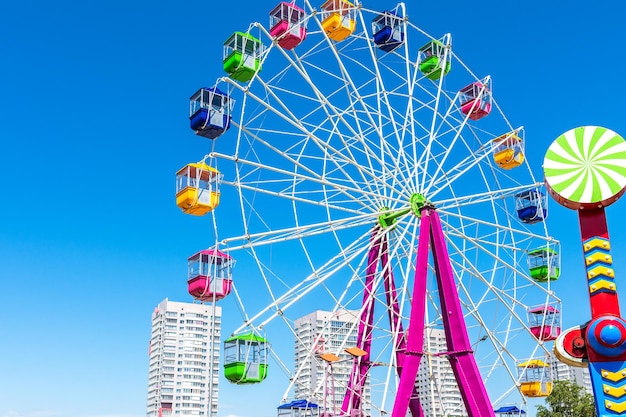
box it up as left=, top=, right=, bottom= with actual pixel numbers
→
left=223, top=32, right=263, bottom=83
left=528, top=248, right=560, bottom=282
left=418, top=39, right=451, bottom=80
left=224, top=332, right=269, bottom=384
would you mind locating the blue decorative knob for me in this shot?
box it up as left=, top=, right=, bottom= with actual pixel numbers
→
left=600, top=324, right=622, bottom=346
left=587, top=317, right=626, bottom=357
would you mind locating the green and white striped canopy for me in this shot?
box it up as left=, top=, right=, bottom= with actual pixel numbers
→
left=544, top=126, right=626, bottom=209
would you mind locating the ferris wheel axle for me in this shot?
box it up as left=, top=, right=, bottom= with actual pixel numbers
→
left=378, top=193, right=433, bottom=228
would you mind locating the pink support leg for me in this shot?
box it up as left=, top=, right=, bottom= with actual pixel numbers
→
left=429, top=210, right=494, bottom=417
left=343, top=231, right=421, bottom=417
left=392, top=209, right=494, bottom=417
left=391, top=213, right=430, bottom=417
left=381, top=236, right=423, bottom=417
left=342, top=234, right=380, bottom=415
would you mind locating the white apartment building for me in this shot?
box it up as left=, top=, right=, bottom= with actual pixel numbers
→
left=146, top=299, right=222, bottom=417
left=416, top=328, right=466, bottom=417
left=293, top=310, right=370, bottom=416
left=545, top=353, right=593, bottom=394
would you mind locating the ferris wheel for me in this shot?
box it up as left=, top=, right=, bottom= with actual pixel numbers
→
left=177, top=1, right=563, bottom=416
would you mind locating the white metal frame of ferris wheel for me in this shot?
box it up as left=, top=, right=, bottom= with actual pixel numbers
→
left=200, top=1, right=562, bottom=415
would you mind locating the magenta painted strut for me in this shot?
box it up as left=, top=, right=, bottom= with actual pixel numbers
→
left=392, top=209, right=494, bottom=417
left=343, top=208, right=494, bottom=417
left=342, top=231, right=421, bottom=417
left=342, top=233, right=379, bottom=415
left=381, top=236, right=423, bottom=417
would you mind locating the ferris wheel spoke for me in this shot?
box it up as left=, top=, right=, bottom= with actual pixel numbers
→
left=435, top=182, right=544, bottom=210
left=423, top=136, right=495, bottom=196
left=261, top=41, right=390, bottom=199
left=329, top=17, right=420, bottom=194
left=341, top=79, right=418, bottom=195
left=232, top=226, right=374, bottom=335
left=226, top=178, right=366, bottom=215
left=221, top=212, right=378, bottom=251
left=447, top=255, right=553, bottom=395
left=444, top=222, right=559, bottom=305
left=420, top=105, right=472, bottom=191
left=438, top=207, right=552, bottom=244
left=449, top=255, right=531, bottom=324
left=292, top=19, right=424, bottom=198
left=226, top=78, right=385, bottom=202
left=416, top=35, right=457, bottom=189
left=446, top=238, right=530, bottom=298
left=254, top=246, right=368, bottom=330
left=445, top=226, right=534, bottom=261
left=353, top=95, right=425, bottom=198
left=488, top=97, right=520, bottom=139
left=215, top=152, right=399, bottom=212
left=229, top=111, right=413, bottom=215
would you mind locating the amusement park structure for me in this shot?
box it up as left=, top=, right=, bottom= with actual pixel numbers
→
left=545, top=126, right=626, bottom=417
left=169, top=1, right=581, bottom=417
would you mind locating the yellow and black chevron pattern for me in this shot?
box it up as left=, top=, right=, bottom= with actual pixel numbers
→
left=602, top=367, right=626, bottom=413
left=584, top=237, right=616, bottom=295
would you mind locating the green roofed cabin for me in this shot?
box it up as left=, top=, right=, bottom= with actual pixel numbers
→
left=224, top=332, right=269, bottom=384
left=418, top=39, right=450, bottom=80
left=223, top=32, right=263, bottom=83
left=527, top=248, right=560, bottom=282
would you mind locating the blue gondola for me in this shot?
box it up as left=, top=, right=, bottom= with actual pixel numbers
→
left=189, top=87, right=234, bottom=139
left=515, top=189, right=547, bottom=224
left=372, top=10, right=404, bottom=52
left=277, top=400, right=320, bottom=417
left=494, top=406, right=526, bottom=416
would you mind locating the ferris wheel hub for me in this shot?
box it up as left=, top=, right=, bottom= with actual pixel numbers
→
left=409, top=193, right=432, bottom=217
left=377, top=194, right=433, bottom=228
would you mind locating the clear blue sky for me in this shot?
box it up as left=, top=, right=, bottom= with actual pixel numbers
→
left=1, top=1, right=626, bottom=417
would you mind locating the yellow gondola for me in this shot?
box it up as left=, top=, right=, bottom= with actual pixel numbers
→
left=320, top=0, right=356, bottom=42
left=175, top=162, right=222, bottom=216
left=517, top=359, right=552, bottom=397
left=493, top=130, right=524, bottom=169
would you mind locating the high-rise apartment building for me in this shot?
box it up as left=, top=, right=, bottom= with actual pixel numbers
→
left=545, top=353, right=593, bottom=394
left=146, top=299, right=222, bottom=417
left=293, top=310, right=370, bottom=415
left=416, top=328, right=466, bottom=417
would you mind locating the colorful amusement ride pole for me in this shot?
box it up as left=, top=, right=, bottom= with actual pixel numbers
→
left=545, top=126, right=626, bottom=417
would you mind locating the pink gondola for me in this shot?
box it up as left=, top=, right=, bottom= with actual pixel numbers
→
left=187, top=249, right=234, bottom=302
left=269, top=2, right=307, bottom=50
left=527, top=305, right=561, bottom=341
left=459, top=81, right=492, bottom=121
